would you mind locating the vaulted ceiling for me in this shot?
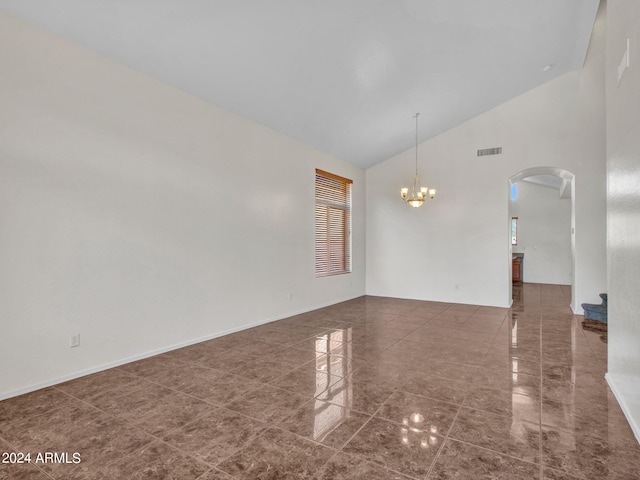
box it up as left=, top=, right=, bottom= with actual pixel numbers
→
left=0, top=0, right=600, bottom=169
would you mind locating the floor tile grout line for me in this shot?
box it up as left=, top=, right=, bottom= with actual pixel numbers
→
left=424, top=403, right=464, bottom=480
left=576, top=312, right=608, bottom=372
left=0, top=436, right=58, bottom=480
left=118, top=352, right=323, bottom=405
left=45, top=387, right=224, bottom=471
left=207, top=423, right=297, bottom=477
left=238, top=415, right=433, bottom=480
left=275, top=421, right=369, bottom=480
left=0, top=387, right=82, bottom=429
left=57, top=369, right=247, bottom=412
left=442, top=356, right=542, bottom=472
left=456, top=402, right=541, bottom=422
left=539, top=309, right=544, bottom=480
left=194, top=467, right=235, bottom=480
left=48, top=382, right=298, bottom=477
left=439, top=436, right=543, bottom=471
left=318, top=396, right=430, bottom=480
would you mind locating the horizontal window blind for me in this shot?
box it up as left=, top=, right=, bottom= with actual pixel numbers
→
left=315, top=169, right=352, bottom=277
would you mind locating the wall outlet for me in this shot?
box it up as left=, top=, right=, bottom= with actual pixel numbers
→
left=70, top=333, right=80, bottom=348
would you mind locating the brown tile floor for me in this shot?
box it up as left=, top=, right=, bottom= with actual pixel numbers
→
left=1, top=283, right=639, bottom=479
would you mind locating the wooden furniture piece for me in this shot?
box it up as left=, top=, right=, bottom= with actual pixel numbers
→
left=512, top=254, right=523, bottom=282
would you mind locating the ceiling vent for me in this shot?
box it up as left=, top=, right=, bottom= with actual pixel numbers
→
left=477, top=147, right=503, bottom=157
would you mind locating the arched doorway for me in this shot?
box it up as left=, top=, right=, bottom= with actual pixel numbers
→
left=508, top=167, right=576, bottom=311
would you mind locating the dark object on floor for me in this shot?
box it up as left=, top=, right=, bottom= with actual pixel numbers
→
left=581, top=293, right=607, bottom=323
left=582, top=318, right=608, bottom=343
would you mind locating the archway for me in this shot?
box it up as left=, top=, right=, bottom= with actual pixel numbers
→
left=508, top=167, right=576, bottom=311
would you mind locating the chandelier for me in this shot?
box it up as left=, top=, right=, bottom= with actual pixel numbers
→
left=400, top=113, right=436, bottom=207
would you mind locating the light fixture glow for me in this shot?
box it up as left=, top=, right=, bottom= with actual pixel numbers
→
left=410, top=413, right=424, bottom=424
left=401, top=113, right=436, bottom=207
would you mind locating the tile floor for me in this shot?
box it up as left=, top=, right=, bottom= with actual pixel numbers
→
left=1, top=284, right=639, bottom=479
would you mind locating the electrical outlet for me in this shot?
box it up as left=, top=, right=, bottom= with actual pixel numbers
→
left=70, top=334, right=80, bottom=348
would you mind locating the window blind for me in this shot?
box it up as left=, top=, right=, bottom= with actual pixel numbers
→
left=315, top=169, right=353, bottom=277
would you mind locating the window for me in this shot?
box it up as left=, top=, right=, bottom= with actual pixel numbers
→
left=511, top=217, right=518, bottom=245
left=315, top=169, right=352, bottom=276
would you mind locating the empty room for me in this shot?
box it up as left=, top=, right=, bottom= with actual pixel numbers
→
left=1, top=1, right=639, bottom=479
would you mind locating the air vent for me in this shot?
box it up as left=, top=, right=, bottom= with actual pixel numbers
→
left=477, top=147, right=503, bottom=157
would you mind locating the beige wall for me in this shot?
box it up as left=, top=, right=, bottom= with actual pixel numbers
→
left=0, top=13, right=366, bottom=399
left=511, top=181, right=572, bottom=285
left=605, top=0, right=640, bottom=442
left=366, top=6, right=606, bottom=311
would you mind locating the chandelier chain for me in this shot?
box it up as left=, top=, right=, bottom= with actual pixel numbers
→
left=415, top=113, right=419, bottom=176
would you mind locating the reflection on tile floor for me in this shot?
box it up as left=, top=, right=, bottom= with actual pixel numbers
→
left=1, top=283, right=639, bottom=479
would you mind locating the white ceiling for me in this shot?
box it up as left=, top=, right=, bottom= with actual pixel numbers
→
left=522, top=174, right=571, bottom=199
left=522, top=175, right=564, bottom=190
left=0, top=0, right=599, bottom=169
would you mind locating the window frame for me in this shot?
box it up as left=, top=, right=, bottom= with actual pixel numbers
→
left=315, top=169, right=353, bottom=277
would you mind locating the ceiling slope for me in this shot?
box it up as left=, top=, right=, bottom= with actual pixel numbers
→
left=0, top=0, right=600, bottom=168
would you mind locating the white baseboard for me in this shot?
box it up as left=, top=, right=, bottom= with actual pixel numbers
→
left=0, top=295, right=361, bottom=402
left=606, top=373, right=640, bottom=445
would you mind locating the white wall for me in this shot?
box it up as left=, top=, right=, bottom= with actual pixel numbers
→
left=366, top=4, right=606, bottom=311
left=511, top=181, right=572, bottom=285
left=605, top=0, right=640, bottom=442
left=0, top=13, right=365, bottom=400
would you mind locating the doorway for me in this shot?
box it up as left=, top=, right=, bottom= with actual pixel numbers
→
left=508, top=167, right=576, bottom=311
